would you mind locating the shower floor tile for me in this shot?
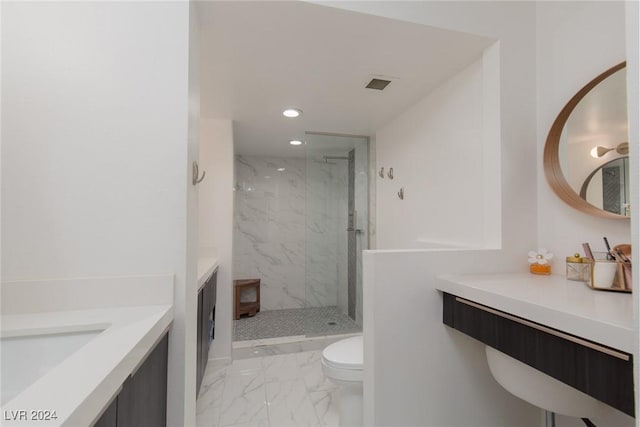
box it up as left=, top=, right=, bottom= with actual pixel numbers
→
left=233, top=306, right=360, bottom=342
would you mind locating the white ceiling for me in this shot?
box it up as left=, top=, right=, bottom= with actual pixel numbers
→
left=199, top=1, right=493, bottom=157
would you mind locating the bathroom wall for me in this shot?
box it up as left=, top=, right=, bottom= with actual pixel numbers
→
left=233, top=155, right=349, bottom=311
left=374, top=52, right=501, bottom=250
left=535, top=3, right=634, bottom=426
left=624, top=0, right=640, bottom=419
left=1, top=3, right=198, bottom=425
left=536, top=1, right=630, bottom=264
left=199, top=118, right=234, bottom=361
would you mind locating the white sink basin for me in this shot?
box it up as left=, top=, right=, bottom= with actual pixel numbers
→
left=1, top=330, right=103, bottom=404
left=485, top=346, right=615, bottom=418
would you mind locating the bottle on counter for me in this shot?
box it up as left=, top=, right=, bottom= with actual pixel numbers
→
left=566, top=253, right=588, bottom=281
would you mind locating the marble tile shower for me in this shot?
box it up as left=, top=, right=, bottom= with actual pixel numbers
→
left=234, top=155, right=347, bottom=312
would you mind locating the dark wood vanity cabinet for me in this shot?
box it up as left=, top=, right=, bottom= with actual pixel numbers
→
left=93, top=332, right=169, bottom=427
left=442, top=293, right=634, bottom=417
left=197, top=269, right=217, bottom=395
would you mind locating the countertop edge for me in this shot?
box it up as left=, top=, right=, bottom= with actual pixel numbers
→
left=0, top=305, right=174, bottom=427
left=66, top=307, right=174, bottom=426
left=436, top=273, right=634, bottom=353
left=197, top=256, right=219, bottom=290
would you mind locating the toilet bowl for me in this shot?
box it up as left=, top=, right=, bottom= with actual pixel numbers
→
left=321, top=335, right=363, bottom=427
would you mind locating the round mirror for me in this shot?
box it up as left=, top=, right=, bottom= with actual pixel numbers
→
left=544, top=62, right=629, bottom=219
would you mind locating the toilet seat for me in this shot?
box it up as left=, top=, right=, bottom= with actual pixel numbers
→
left=322, top=336, right=363, bottom=382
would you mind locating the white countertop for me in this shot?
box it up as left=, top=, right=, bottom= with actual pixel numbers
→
left=197, top=255, right=219, bottom=290
left=0, top=275, right=174, bottom=426
left=437, top=273, right=633, bottom=353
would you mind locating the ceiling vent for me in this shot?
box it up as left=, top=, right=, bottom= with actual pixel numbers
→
left=365, top=78, right=392, bottom=91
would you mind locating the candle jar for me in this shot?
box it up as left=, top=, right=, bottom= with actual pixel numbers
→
left=566, top=254, right=587, bottom=281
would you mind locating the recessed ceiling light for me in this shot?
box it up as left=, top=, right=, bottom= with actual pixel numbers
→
left=283, top=108, right=302, bottom=118
left=289, top=140, right=303, bottom=146
left=277, top=167, right=285, bottom=172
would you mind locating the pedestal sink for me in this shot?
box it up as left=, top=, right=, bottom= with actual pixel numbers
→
left=485, top=346, right=616, bottom=419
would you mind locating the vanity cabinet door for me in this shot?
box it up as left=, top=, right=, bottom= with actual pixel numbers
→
left=93, top=397, right=117, bottom=427
left=443, top=293, right=634, bottom=416
left=197, top=269, right=218, bottom=395
left=196, top=289, right=204, bottom=394
left=92, top=333, right=169, bottom=427
left=117, top=333, right=169, bottom=427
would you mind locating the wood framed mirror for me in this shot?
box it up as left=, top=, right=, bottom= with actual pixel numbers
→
left=544, top=61, right=629, bottom=219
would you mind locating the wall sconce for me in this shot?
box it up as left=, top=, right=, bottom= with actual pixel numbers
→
left=590, top=142, right=629, bottom=158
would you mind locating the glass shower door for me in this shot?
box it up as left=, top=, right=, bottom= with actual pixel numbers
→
left=303, top=133, right=368, bottom=337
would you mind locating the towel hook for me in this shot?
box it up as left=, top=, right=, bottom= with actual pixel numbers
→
left=379, top=167, right=385, bottom=178
left=387, top=167, right=394, bottom=180
left=192, top=161, right=206, bottom=185
left=397, top=187, right=404, bottom=200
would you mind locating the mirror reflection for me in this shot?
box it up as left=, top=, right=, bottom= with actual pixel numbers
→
left=559, top=67, right=629, bottom=216
left=580, top=156, right=629, bottom=216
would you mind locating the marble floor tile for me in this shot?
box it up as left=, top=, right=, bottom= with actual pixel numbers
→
left=296, top=351, right=334, bottom=392
left=219, top=372, right=268, bottom=427
left=197, top=404, right=222, bottom=427
left=263, top=353, right=301, bottom=383
left=227, top=357, right=263, bottom=377
left=309, top=389, right=339, bottom=427
left=220, top=420, right=269, bottom=427
left=197, top=364, right=228, bottom=427
left=266, top=379, right=320, bottom=427
left=197, top=342, right=341, bottom=427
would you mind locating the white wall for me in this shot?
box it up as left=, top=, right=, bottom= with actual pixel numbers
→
left=199, top=118, right=234, bottom=360
left=1, top=3, right=197, bottom=425
left=536, top=3, right=635, bottom=423
left=624, top=1, right=640, bottom=421
left=364, top=250, right=541, bottom=427
left=183, top=3, right=201, bottom=425
left=375, top=53, right=500, bottom=250
left=536, top=1, right=630, bottom=265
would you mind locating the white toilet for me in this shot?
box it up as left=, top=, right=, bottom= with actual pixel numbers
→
left=321, top=335, right=364, bottom=427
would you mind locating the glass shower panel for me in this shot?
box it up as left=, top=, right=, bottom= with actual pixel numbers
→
left=304, top=133, right=368, bottom=337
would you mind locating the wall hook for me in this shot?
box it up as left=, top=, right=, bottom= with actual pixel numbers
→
left=192, top=161, right=206, bottom=185
left=387, top=167, right=394, bottom=180
left=379, top=167, right=385, bottom=178
left=397, top=187, right=404, bottom=200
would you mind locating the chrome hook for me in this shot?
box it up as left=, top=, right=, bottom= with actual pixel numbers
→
left=192, top=161, right=206, bottom=185
left=397, top=187, right=404, bottom=200
left=387, top=167, right=394, bottom=180
left=379, top=167, right=385, bottom=178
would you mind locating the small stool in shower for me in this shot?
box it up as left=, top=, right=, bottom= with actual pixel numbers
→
left=234, top=279, right=261, bottom=320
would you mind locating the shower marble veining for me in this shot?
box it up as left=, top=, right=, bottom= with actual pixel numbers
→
left=234, top=155, right=348, bottom=312
left=234, top=156, right=307, bottom=311
left=196, top=348, right=340, bottom=427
